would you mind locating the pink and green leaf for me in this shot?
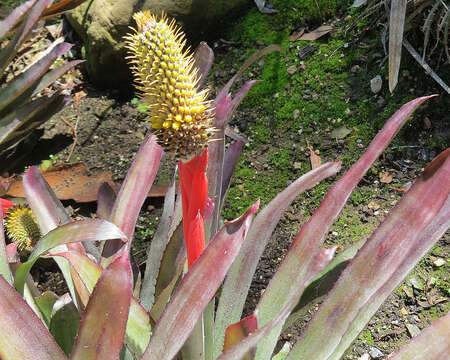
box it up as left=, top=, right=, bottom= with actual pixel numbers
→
left=96, top=182, right=116, bottom=220
left=0, top=0, right=52, bottom=74
left=49, top=294, right=80, bottom=356
left=14, top=219, right=125, bottom=295
left=52, top=250, right=151, bottom=356
left=102, top=134, right=162, bottom=261
left=140, top=170, right=178, bottom=311
left=286, top=149, right=450, bottom=360
left=213, top=162, right=341, bottom=357
left=223, top=314, right=257, bottom=360
left=0, top=274, right=67, bottom=360
left=0, top=41, right=72, bottom=113
left=0, top=0, right=38, bottom=39
left=141, top=201, right=259, bottom=360
left=253, top=95, right=437, bottom=360
left=193, top=41, right=214, bottom=88
left=389, top=312, right=450, bottom=360
left=70, top=252, right=132, bottom=360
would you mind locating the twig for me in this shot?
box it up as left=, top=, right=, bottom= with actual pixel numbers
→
left=61, top=115, right=78, bottom=162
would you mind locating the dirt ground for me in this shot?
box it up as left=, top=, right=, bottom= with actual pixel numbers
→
left=1, top=2, right=449, bottom=359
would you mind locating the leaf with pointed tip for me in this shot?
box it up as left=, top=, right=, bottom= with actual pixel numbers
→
left=51, top=250, right=151, bottom=356
left=0, top=0, right=52, bottom=74
left=96, top=182, right=116, bottom=220
left=140, top=169, right=178, bottom=311
left=388, top=0, right=407, bottom=92
left=389, top=313, right=450, bottom=360
left=23, top=165, right=72, bottom=231
left=223, top=314, right=257, bottom=359
left=0, top=0, right=37, bottom=39
left=102, top=134, right=162, bottom=261
left=0, top=275, right=67, bottom=360
left=50, top=294, right=80, bottom=356
left=14, top=219, right=126, bottom=295
left=193, top=41, right=214, bottom=88
left=0, top=207, right=13, bottom=284
left=220, top=140, right=244, bottom=205
left=284, top=237, right=366, bottom=330
left=23, top=165, right=80, bottom=305
left=214, top=45, right=282, bottom=105
left=141, top=202, right=259, bottom=360
left=35, top=291, right=58, bottom=327
left=213, top=162, right=341, bottom=357
left=287, top=150, right=450, bottom=360
left=30, top=60, right=84, bottom=98
left=0, top=94, right=70, bottom=154
left=253, top=95, right=437, bottom=360
left=40, top=0, right=88, bottom=20
left=70, top=252, right=132, bottom=360
left=0, top=41, right=72, bottom=114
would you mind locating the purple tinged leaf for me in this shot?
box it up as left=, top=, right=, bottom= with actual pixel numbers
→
left=0, top=0, right=38, bottom=39
left=287, top=149, right=450, bottom=360
left=389, top=313, right=450, bottom=360
left=96, top=182, right=116, bottom=220
left=221, top=140, right=244, bottom=204
left=214, top=45, right=282, bottom=105
left=0, top=42, right=71, bottom=113
left=0, top=94, right=70, bottom=153
left=389, top=0, right=407, bottom=92
left=253, top=95, right=437, bottom=360
left=285, top=238, right=366, bottom=330
left=0, top=275, right=67, bottom=360
left=23, top=165, right=72, bottom=231
left=52, top=250, right=151, bottom=356
left=102, top=134, right=163, bottom=261
left=0, top=206, right=13, bottom=284
left=230, top=80, right=260, bottom=115
left=141, top=202, right=259, bottom=360
left=140, top=168, right=177, bottom=311
left=14, top=219, right=126, bottom=295
left=70, top=252, right=132, bottom=360
left=213, top=162, right=341, bottom=357
left=193, top=41, right=214, bottom=88
left=30, top=59, right=84, bottom=97
left=50, top=295, right=80, bottom=356
left=0, top=0, right=52, bottom=74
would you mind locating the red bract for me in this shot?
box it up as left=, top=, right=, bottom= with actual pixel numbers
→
left=1, top=198, right=14, bottom=215
left=179, top=149, right=208, bottom=267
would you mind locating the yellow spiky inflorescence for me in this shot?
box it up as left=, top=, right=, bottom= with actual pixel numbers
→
left=5, top=205, right=41, bottom=252
left=125, top=11, right=215, bottom=159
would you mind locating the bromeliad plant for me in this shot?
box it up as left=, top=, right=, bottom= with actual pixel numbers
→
left=0, top=10, right=449, bottom=360
left=0, top=0, right=87, bottom=166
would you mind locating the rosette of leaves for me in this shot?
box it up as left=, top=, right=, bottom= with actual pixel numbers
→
left=0, top=17, right=448, bottom=360
left=0, top=0, right=87, bottom=164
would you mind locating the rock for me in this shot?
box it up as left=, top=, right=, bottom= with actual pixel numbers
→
left=287, top=65, right=297, bottom=74
left=370, top=75, right=382, bottom=93
left=294, top=162, right=302, bottom=169
left=369, top=347, right=384, bottom=359
left=433, top=258, right=445, bottom=267
left=406, top=323, right=421, bottom=338
left=66, top=0, right=248, bottom=90
left=293, top=109, right=300, bottom=120
left=358, top=354, right=370, bottom=360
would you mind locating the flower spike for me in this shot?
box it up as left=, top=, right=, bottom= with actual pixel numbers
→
left=125, top=11, right=215, bottom=159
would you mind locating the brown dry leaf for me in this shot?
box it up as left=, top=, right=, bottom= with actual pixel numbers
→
left=5, top=163, right=115, bottom=203
left=73, top=90, right=87, bottom=107
left=290, top=28, right=305, bottom=41
left=299, top=25, right=333, bottom=41
left=2, top=163, right=172, bottom=202
left=308, top=146, right=322, bottom=169
left=368, top=201, right=380, bottom=210
left=380, top=171, right=393, bottom=184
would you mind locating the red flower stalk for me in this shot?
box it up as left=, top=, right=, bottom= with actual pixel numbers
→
left=179, top=149, right=208, bottom=267
left=1, top=198, right=14, bottom=216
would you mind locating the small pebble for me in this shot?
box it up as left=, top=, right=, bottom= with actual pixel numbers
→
left=369, top=346, right=384, bottom=359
